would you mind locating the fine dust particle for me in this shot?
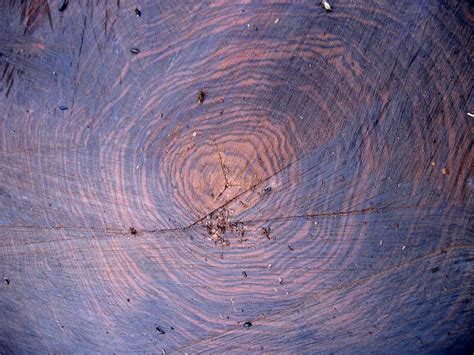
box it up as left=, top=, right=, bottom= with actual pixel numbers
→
left=155, top=326, right=166, bottom=334
left=442, top=168, right=450, bottom=175
left=379, top=240, right=383, bottom=246
left=267, top=263, right=272, bottom=268
left=320, top=0, right=332, bottom=11
left=467, top=112, right=474, bottom=118
left=129, top=227, right=137, bottom=235
left=279, top=277, right=283, bottom=285
left=402, top=245, right=406, bottom=250
left=288, top=245, right=294, bottom=251
left=241, top=271, right=247, bottom=278
left=431, top=161, right=436, bottom=167
left=243, top=321, right=252, bottom=329
left=135, top=8, right=142, bottom=17
left=197, top=90, right=206, bottom=104
left=59, top=105, right=68, bottom=111
left=431, top=266, right=440, bottom=273
left=192, top=132, right=197, bottom=137
left=130, top=48, right=140, bottom=55
left=4, top=278, right=9, bottom=285
left=274, top=18, right=279, bottom=24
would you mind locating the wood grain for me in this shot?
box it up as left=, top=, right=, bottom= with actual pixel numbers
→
left=0, top=0, right=473, bottom=353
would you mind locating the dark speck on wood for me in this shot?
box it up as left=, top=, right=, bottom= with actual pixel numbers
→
left=59, top=106, right=68, bottom=111
left=243, top=321, right=252, bottom=329
left=261, top=227, right=271, bottom=239
left=197, top=90, right=206, bottom=104
left=130, top=48, right=141, bottom=55
left=262, top=186, right=272, bottom=194
left=156, top=326, right=166, bottom=334
left=135, top=8, right=142, bottom=17
left=58, top=0, right=69, bottom=12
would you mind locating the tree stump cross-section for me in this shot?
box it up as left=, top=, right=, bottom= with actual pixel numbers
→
left=0, top=1, right=473, bottom=353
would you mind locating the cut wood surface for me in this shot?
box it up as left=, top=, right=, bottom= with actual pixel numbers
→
left=0, top=0, right=473, bottom=353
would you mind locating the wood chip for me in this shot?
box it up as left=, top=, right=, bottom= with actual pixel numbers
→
left=320, top=0, right=332, bottom=12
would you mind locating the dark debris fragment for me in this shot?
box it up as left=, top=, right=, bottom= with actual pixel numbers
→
left=156, top=326, right=166, bottom=334
left=130, top=48, right=141, bottom=55
left=204, top=208, right=246, bottom=246
left=197, top=90, right=206, bottom=104
left=58, top=0, right=69, bottom=12
left=262, top=186, right=272, bottom=194
left=243, top=321, right=252, bottom=329
left=135, top=8, right=142, bottom=17
left=261, top=226, right=271, bottom=240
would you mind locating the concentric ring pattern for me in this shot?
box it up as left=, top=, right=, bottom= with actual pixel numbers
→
left=0, top=0, right=472, bottom=353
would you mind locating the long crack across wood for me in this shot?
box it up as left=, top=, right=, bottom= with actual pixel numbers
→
left=212, top=136, right=232, bottom=199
